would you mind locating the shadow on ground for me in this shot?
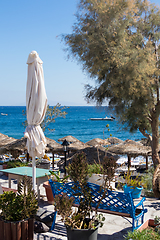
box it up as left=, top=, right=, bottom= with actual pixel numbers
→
left=34, top=225, right=132, bottom=240
left=34, top=224, right=67, bottom=240
left=145, top=199, right=160, bottom=211
left=97, top=227, right=131, bottom=240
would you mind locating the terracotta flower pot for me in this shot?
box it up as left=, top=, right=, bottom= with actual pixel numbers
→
left=138, top=219, right=159, bottom=231
left=43, top=181, right=54, bottom=204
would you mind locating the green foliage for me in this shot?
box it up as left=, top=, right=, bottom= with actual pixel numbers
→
left=41, top=104, right=68, bottom=132
left=62, top=0, right=160, bottom=166
left=54, top=193, right=75, bottom=226
left=22, top=103, right=68, bottom=133
left=55, top=193, right=104, bottom=229
left=154, top=216, right=160, bottom=225
left=102, top=156, right=117, bottom=189
left=67, top=152, right=89, bottom=185
left=88, top=163, right=103, bottom=177
left=125, top=215, right=160, bottom=239
left=125, top=228, right=160, bottom=239
left=0, top=176, right=38, bottom=221
left=49, top=170, right=70, bottom=183
left=4, top=160, right=28, bottom=169
left=142, top=167, right=154, bottom=196
left=54, top=152, right=118, bottom=229
left=118, top=171, right=146, bottom=189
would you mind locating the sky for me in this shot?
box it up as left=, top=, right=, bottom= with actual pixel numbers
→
left=0, top=0, right=160, bottom=106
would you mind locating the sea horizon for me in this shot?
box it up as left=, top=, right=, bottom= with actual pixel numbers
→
left=0, top=106, right=144, bottom=143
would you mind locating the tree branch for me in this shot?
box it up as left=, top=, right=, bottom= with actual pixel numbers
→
left=139, top=128, right=152, bottom=145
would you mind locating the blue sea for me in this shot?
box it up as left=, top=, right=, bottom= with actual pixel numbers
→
left=0, top=106, right=144, bottom=143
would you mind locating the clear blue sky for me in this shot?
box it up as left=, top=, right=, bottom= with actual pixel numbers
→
left=0, top=0, right=159, bottom=106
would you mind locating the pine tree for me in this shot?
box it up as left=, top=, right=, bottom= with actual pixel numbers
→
left=62, top=0, right=160, bottom=196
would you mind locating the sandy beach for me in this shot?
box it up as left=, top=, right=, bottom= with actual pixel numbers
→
left=0, top=173, right=160, bottom=240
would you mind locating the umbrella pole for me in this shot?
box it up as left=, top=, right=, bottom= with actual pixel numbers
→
left=32, top=156, right=36, bottom=191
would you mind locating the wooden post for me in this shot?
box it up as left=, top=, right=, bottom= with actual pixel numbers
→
left=21, top=220, right=28, bottom=240
left=11, top=222, right=17, bottom=240
left=64, top=151, right=67, bottom=176
left=52, top=152, right=54, bottom=170
left=28, top=218, right=34, bottom=240
left=128, top=155, right=131, bottom=169
left=4, top=222, right=11, bottom=240
left=16, top=222, right=21, bottom=240
left=0, top=219, right=4, bottom=240
left=27, top=152, right=29, bottom=162
left=146, top=156, right=148, bottom=171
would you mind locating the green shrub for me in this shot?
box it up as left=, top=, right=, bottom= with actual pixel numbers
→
left=142, top=167, right=154, bottom=197
left=87, top=163, right=103, bottom=177
left=4, top=160, right=28, bottom=169
left=0, top=176, right=38, bottom=221
left=118, top=170, right=146, bottom=189
left=125, top=228, right=160, bottom=239
left=54, top=152, right=108, bottom=229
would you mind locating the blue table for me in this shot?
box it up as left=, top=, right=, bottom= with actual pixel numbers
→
left=1, top=167, right=51, bottom=200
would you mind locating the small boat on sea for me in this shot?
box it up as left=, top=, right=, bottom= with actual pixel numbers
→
left=90, top=116, right=115, bottom=121
left=1, top=113, right=8, bottom=116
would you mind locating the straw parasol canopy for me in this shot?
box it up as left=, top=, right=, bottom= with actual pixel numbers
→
left=44, top=138, right=63, bottom=169
left=68, top=141, right=88, bottom=151
left=0, top=133, right=17, bottom=148
left=58, top=135, right=83, bottom=144
left=57, top=145, right=119, bottom=171
left=2, top=137, right=63, bottom=155
left=0, top=137, right=64, bottom=166
left=0, top=137, right=27, bottom=158
left=107, top=137, right=123, bottom=145
left=86, top=138, right=110, bottom=147
left=46, top=138, right=63, bottom=153
left=108, top=139, right=152, bottom=169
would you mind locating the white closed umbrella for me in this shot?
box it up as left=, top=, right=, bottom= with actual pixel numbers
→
left=24, top=51, right=47, bottom=190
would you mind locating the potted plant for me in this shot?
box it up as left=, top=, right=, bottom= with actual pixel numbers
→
left=87, top=163, right=104, bottom=186
left=125, top=216, right=160, bottom=239
left=118, top=171, right=146, bottom=199
left=43, top=170, right=70, bottom=204
left=0, top=175, right=38, bottom=240
left=54, top=152, right=117, bottom=240
left=87, top=161, right=117, bottom=189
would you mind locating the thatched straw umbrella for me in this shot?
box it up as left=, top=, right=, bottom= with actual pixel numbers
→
left=0, top=136, right=26, bottom=158
left=46, top=138, right=63, bottom=168
left=67, top=141, right=88, bottom=152
left=46, top=138, right=63, bottom=152
left=57, top=144, right=119, bottom=171
left=108, top=139, right=152, bottom=169
left=86, top=138, right=109, bottom=147
left=58, top=136, right=86, bottom=171
left=0, top=133, right=16, bottom=148
left=107, top=137, right=123, bottom=145
left=0, top=136, right=64, bottom=167
left=58, top=135, right=83, bottom=144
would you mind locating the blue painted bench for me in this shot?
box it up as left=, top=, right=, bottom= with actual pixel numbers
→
left=49, top=179, right=147, bottom=231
